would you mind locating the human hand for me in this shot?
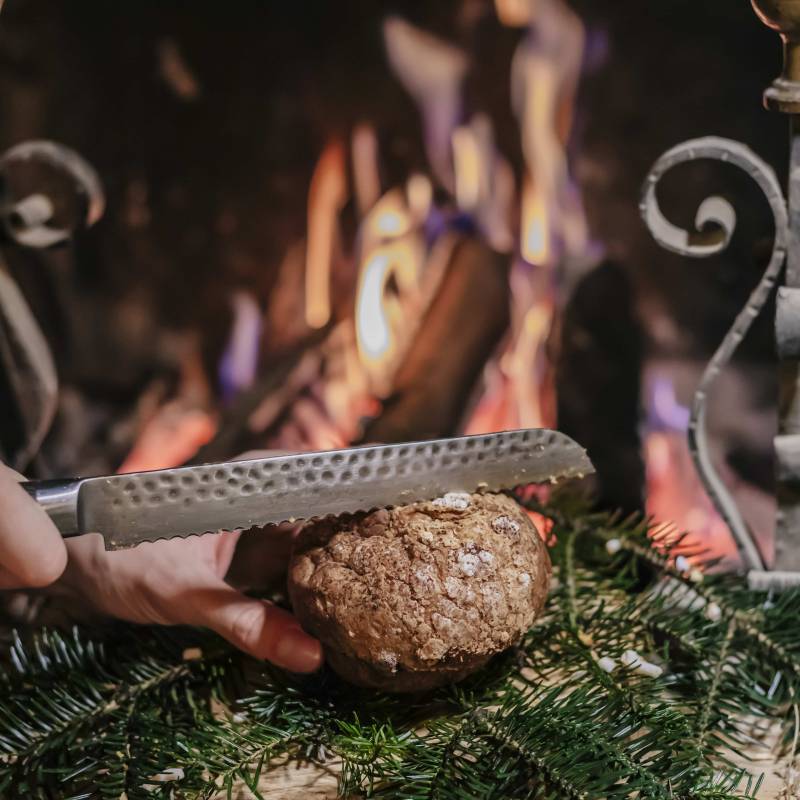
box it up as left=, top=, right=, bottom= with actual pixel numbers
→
left=1, top=452, right=321, bottom=673
left=0, top=463, right=68, bottom=590
left=58, top=527, right=322, bottom=673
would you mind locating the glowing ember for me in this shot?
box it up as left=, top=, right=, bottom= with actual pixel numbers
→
left=643, top=369, right=775, bottom=567
left=645, top=431, right=738, bottom=563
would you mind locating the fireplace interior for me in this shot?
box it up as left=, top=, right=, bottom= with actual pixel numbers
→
left=0, top=0, right=788, bottom=585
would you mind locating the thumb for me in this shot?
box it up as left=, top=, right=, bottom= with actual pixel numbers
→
left=185, top=581, right=323, bottom=673
left=0, top=463, right=67, bottom=588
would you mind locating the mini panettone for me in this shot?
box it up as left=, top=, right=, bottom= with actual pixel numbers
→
left=288, top=492, right=551, bottom=692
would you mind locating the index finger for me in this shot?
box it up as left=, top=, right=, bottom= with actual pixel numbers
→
left=0, top=464, right=68, bottom=588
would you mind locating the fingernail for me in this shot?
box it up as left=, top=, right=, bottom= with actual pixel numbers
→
left=274, top=627, right=323, bottom=673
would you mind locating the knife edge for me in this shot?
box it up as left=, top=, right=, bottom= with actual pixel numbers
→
left=25, top=429, right=594, bottom=550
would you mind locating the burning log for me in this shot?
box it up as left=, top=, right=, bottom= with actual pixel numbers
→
left=190, top=329, right=329, bottom=463
left=361, top=235, right=510, bottom=443
left=556, top=260, right=644, bottom=514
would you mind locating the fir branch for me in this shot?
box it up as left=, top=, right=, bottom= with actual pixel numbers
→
left=481, top=685, right=676, bottom=799
left=188, top=719, right=305, bottom=798
left=560, top=527, right=580, bottom=633
left=690, top=618, right=738, bottom=765
left=472, top=711, right=589, bottom=800
left=0, top=627, right=233, bottom=799
left=3, top=657, right=191, bottom=764
left=583, top=515, right=800, bottom=693
left=1, top=502, right=796, bottom=798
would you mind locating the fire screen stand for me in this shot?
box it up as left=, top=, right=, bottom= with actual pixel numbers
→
left=641, top=0, right=800, bottom=589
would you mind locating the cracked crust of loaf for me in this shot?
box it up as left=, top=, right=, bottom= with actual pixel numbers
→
left=287, top=492, right=551, bottom=692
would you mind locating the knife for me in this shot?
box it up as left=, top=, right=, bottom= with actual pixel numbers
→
left=22, top=428, right=593, bottom=550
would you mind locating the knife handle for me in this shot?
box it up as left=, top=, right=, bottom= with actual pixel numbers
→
left=22, top=478, right=82, bottom=537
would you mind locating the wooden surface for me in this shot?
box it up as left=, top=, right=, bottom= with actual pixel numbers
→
left=221, top=761, right=340, bottom=800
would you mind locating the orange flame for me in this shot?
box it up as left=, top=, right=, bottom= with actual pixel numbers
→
left=305, top=140, right=347, bottom=329
left=118, top=347, right=216, bottom=473
left=466, top=0, right=588, bottom=438
left=355, top=239, right=418, bottom=366
left=452, top=124, right=483, bottom=212
left=521, top=178, right=551, bottom=266
left=354, top=190, right=423, bottom=393
left=645, top=432, right=739, bottom=563
left=495, top=0, right=533, bottom=27
left=465, top=294, right=555, bottom=435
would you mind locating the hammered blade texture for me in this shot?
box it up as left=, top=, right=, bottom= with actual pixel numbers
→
left=77, top=429, right=593, bottom=549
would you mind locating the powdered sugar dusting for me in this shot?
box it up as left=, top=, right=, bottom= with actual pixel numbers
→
left=444, top=576, right=462, bottom=599
left=433, top=492, right=471, bottom=511
left=377, top=650, right=399, bottom=672
left=458, top=551, right=481, bottom=576
left=492, top=515, right=520, bottom=536
left=413, top=566, right=438, bottom=592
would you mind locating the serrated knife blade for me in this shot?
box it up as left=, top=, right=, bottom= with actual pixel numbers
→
left=22, top=429, right=593, bottom=550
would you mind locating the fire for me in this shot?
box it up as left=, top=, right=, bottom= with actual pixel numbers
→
left=356, top=250, right=396, bottom=364
left=521, top=178, right=551, bottom=266
left=218, top=291, right=261, bottom=399
left=645, top=432, right=738, bottom=563
left=406, top=173, right=433, bottom=220
left=305, top=139, right=347, bottom=330
left=363, top=189, right=414, bottom=242
left=465, top=295, right=555, bottom=435
left=118, top=1, right=595, bottom=474
left=513, top=303, right=555, bottom=426
left=118, top=406, right=216, bottom=473
left=642, top=369, right=774, bottom=567
left=118, top=346, right=217, bottom=473
left=452, top=124, right=483, bottom=212
left=354, top=189, right=425, bottom=394
left=355, top=237, right=419, bottom=374
left=121, top=5, right=588, bottom=466
left=466, top=0, right=589, bottom=438
left=495, top=0, right=533, bottom=28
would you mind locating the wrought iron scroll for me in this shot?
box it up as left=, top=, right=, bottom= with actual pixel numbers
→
left=0, top=140, right=106, bottom=469
left=641, top=136, right=789, bottom=571
left=0, top=140, right=105, bottom=249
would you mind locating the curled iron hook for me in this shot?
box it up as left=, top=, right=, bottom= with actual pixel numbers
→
left=641, top=136, right=788, bottom=572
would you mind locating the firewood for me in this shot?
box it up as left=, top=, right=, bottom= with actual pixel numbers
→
left=361, top=235, right=510, bottom=443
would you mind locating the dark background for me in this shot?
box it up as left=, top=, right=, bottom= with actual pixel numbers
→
left=0, top=0, right=785, bottom=353
left=0, top=0, right=787, bottom=498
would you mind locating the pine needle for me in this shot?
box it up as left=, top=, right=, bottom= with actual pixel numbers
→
left=0, top=499, right=795, bottom=798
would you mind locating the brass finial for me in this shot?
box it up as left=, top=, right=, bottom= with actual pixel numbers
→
left=752, top=0, right=800, bottom=111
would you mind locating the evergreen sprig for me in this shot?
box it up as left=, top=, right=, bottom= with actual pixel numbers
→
left=0, top=497, right=797, bottom=798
